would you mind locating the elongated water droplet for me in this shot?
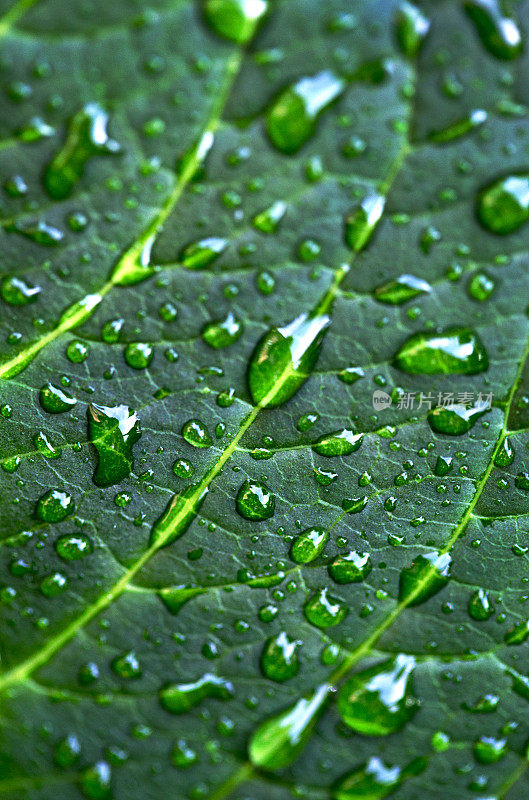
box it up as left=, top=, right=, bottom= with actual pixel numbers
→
left=35, top=431, right=62, bottom=459
left=398, top=552, right=451, bottom=606
left=160, top=673, right=234, bottom=714
left=291, top=527, right=328, bottom=563
left=312, top=428, right=363, bottom=457
left=394, top=2, right=430, bottom=57
left=236, top=480, right=275, bottom=520
left=428, top=401, right=489, bottom=435
left=338, top=655, right=419, bottom=735
left=44, top=103, right=121, bottom=199
left=252, top=200, right=287, bottom=233
left=150, top=484, right=208, bottom=548
left=87, top=404, right=141, bottom=487
left=80, top=761, right=112, bottom=800
left=329, top=550, right=372, bottom=584
left=434, top=455, right=453, bottom=476
left=1, top=276, right=41, bottom=305
left=464, top=0, right=523, bottom=60
left=495, top=437, right=514, bottom=466
left=374, top=274, right=431, bottom=305
left=158, top=585, right=205, bottom=615
left=202, top=312, right=243, bottom=348
left=55, top=734, right=81, bottom=768
left=477, top=174, right=529, bottom=234
left=504, top=619, right=529, bottom=645
left=179, top=237, right=227, bottom=268
left=203, top=0, right=268, bottom=43
left=429, top=109, right=487, bottom=143
left=6, top=218, right=64, bottom=246
left=39, top=382, right=77, bottom=413
left=304, top=587, right=348, bottom=628
left=267, top=71, right=345, bottom=154
left=248, top=683, right=331, bottom=769
left=345, top=193, right=385, bottom=252
left=474, top=736, right=507, bottom=763
left=36, top=489, right=74, bottom=522
left=248, top=313, right=330, bottom=407
left=394, top=328, right=488, bottom=374
left=261, top=632, right=301, bottom=682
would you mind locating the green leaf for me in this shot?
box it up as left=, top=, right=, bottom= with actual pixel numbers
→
left=1, top=2, right=529, bottom=800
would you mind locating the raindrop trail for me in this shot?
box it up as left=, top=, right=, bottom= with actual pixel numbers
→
left=0, top=47, right=244, bottom=380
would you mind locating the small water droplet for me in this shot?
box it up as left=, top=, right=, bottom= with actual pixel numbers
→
left=123, top=342, right=153, bottom=370
left=261, top=632, right=301, bottom=682
left=468, top=588, right=494, bottom=620
left=203, top=0, right=268, bottom=43
left=394, top=328, right=488, bottom=374
left=428, top=401, right=489, bottom=435
left=180, top=237, right=227, bottom=268
left=160, top=673, right=234, bottom=713
left=328, top=550, right=372, bottom=583
left=291, top=527, right=328, bottom=563
left=55, top=533, right=93, bottom=561
left=312, top=428, right=363, bottom=456
left=304, top=587, right=348, bottom=628
left=374, top=274, right=431, bottom=305
left=202, top=312, right=243, bottom=348
left=181, top=419, right=213, bottom=448
left=345, top=193, right=385, bottom=252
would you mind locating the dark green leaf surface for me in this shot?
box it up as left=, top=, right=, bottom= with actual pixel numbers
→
left=1, top=1, right=529, bottom=799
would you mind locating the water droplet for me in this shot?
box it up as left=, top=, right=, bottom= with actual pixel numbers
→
left=1, top=276, right=41, bottom=305
left=477, top=174, right=529, bottom=234
left=248, top=683, right=331, bottom=769
left=394, top=328, right=488, bottom=374
left=180, top=236, right=227, bottom=268
left=291, top=527, right=329, bottom=563
left=342, top=495, right=369, bottom=514
left=150, top=484, right=208, bottom=548
left=203, top=0, right=268, bottom=43
left=181, top=419, right=213, bottom=448
left=261, top=632, right=301, bottom=682
left=66, top=340, right=90, bottom=363
left=304, top=587, right=348, bottom=628
left=36, top=489, right=74, bottom=522
left=39, top=382, right=77, bottom=413
left=312, top=428, right=363, bottom=456
left=55, top=533, right=93, bottom=561
left=35, top=431, right=62, bottom=459
left=468, top=588, right=494, bottom=620
left=428, top=401, right=489, bottom=435
left=55, top=734, right=81, bottom=768
left=44, top=103, right=121, bottom=199
left=345, top=193, right=385, bottom=252
left=123, top=342, right=153, bottom=370
left=6, top=219, right=64, bottom=246
left=267, top=71, right=344, bottom=154
left=464, top=0, right=523, bottom=60
left=248, top=313, right=329, bottom=407
left=80, top=761, right=112, bottom=800
left=398, top=552, right=451, bottom=606
left=41, top=572, right=68, bottom=596
left=159, top=585, right=205, bottom=615
left=202, top=312, right=243, bottom=348
left=468, top=271, right=496, bottom=301
left=338, top=655, right=419, bottom=735
left=88, top=404, right=142, bottom=487
left=236, top=480, right=275, bottom=520
left=474, top=736, right=507, bottom=763
left=160, top=673, right=234, bottom=714
left=374, top=274, right=431, bottom=305
left=332, top=756, right=426, bottom=800
left=252, top=200, right=287, bottom=233
left=395, top=2, right=430, bottom=57
left=429, top=109, right=487, bottom=143
left=171, top=739, right=198, bottom=769
left=515, top=472, right=529, bottom=491
left=328, top=551, right=372, bottom=584
left=505, top=619, right=529, bottom=645
left=112, top=651, right=142, bottom=679
left=434, top=455, right=453, bottom=476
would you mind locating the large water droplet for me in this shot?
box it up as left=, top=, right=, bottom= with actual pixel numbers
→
left=160, top=674, right=234, bottom=714
left=252, top=200, right=287, bottom=233
left=80, top=761, right=112, bottom=800
left=6, top=219, right=64, bottom=246
left=477, top=174, right=529, bottom=234
left=248, top=313, right=329, bottom=407
left=304, top=587, right=348, bottom=628
left=181, top=419, right=213, bottom=448
left=394, top=328, right=488, bottom=374
left=468, top=588, right=494, bottom=620
left=290, top=526, right=328, bottom=563
left=267, top=71, right=345, bottom=154
left=398, top=552, right=451, bottom=606
left=374, top=274, right=431, bottom=305
left=428, top=401, right=489, bottom=435
left=332, top=756, right=427, bottom=800
left=203, top=0, right=268, bottom=43
left=261, top=632, right=301, bottom=682
left=1, top=276, right=41, bottom=305
left=394, top=2, right=430, bottom=57
left=36, top=489, right=74, bottom=522
left=236, top=480, right=275, bottom=520
left=150, top=484, right=208, bottom=548
left=313, top=428, right=363, bottom=456
left=39, top=383, right=77, bottom=413
left=87, top=404, right=141, bottom=487
left=338, top=655, right=419, bottom=735
left=329, top=551, right=372, bottom=584
left=248, top=683, right=331, bottom=769
left=474, top=735, right=507, bottom=763
left=44, top=103, right=121, bottom=199
left=55, top=533, right=93, bottom=561
left=345, top=193, right=385, bottom=252
left=179, top=236, right=227, bottom=269
left=464, top=0, right=523, bottom=60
